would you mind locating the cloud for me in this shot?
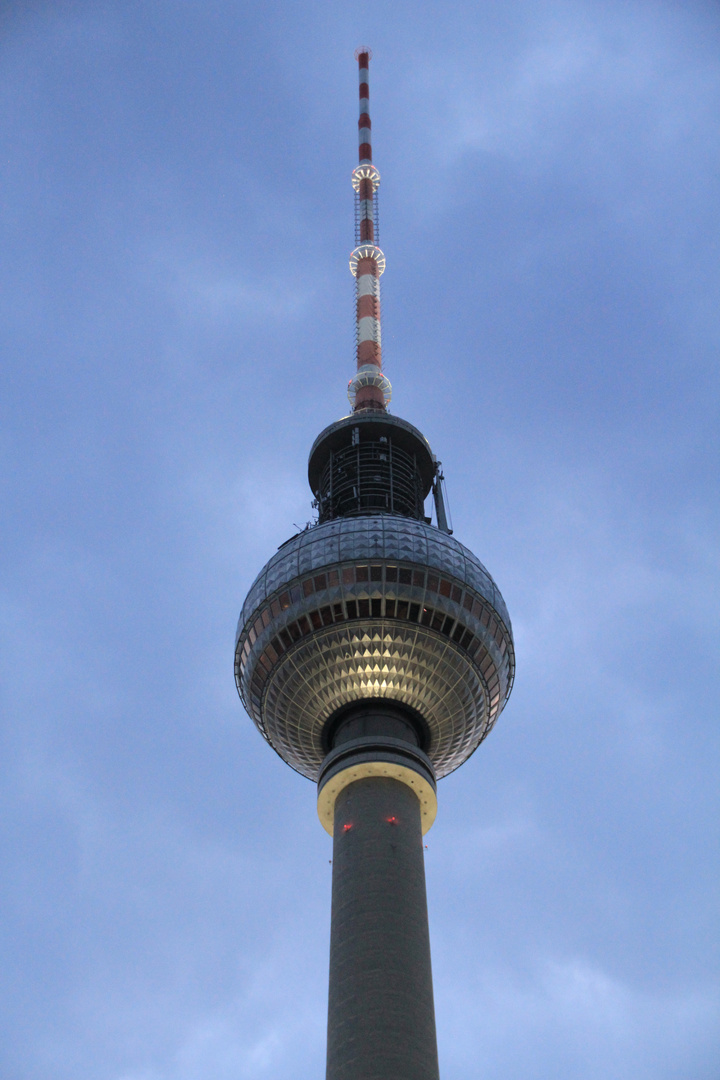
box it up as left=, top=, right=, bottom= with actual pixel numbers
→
left=1, top=3, right=717, bottom=1078
left=389, top=1, right=720, bottom=236
left=437, top=954, right=720, bottom=1079
left=160, top=257, right=316, bottom=324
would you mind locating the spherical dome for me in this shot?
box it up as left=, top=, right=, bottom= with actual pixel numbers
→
left=235, top=515, right=514, bottom=781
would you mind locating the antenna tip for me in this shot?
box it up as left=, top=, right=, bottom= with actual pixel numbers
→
left=354, top=46, right=372, bottom=61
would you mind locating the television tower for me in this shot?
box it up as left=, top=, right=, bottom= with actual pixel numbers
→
left=235, top=49, right=514, bottom=1080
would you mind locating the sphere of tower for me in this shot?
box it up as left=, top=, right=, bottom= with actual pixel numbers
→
left=235, top=512, right=515, bottom=781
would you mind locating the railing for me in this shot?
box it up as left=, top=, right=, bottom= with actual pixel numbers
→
left=317, top=437, right=424, bottom=521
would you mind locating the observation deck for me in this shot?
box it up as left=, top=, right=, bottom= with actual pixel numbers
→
left=235, top=503, right=514, bottom=784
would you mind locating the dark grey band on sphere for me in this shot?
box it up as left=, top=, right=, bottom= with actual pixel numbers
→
left=326, top=777, right=440, bottom=1080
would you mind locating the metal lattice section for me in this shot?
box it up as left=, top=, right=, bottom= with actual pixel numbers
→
left=317, top=438, right=424, bottom=522
left=354, top=189, right=381, bottom=245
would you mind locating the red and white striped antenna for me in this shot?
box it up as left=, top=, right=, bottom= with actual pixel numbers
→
left=347, top=48, right=391, bottom=413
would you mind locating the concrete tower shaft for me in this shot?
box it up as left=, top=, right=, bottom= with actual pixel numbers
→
left=327, top=775, right=440, bottom=1080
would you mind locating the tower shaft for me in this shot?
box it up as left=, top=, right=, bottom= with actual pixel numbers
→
left=327, top=776, right=440, bottom=1080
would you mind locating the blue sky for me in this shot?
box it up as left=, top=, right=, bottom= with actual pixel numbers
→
left=1, top=2, right=718, bottom=1078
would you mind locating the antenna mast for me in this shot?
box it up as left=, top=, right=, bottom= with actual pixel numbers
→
left=347, top=48, right=391, bottom=413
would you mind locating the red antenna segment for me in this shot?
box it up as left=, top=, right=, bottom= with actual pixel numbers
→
left=348, top=48, right=391, bottom=413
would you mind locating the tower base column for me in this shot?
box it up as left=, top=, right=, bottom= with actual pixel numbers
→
left=326, top=775, right=440, bottom=1080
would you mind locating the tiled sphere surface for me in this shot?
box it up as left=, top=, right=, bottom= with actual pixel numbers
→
left=236, top=516, right=514, bottom=780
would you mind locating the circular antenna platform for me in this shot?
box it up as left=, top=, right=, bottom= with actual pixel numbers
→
left=349, top=244, right=385, bottom=277
left=352, top=164, right=381, bottom=193
left=348, top=365, right=392, bottom=408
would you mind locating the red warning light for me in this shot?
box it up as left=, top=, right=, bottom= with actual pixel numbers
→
left=343, top=823, right=353, bottom=832
left=386, top=816, right=398, bottom=825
